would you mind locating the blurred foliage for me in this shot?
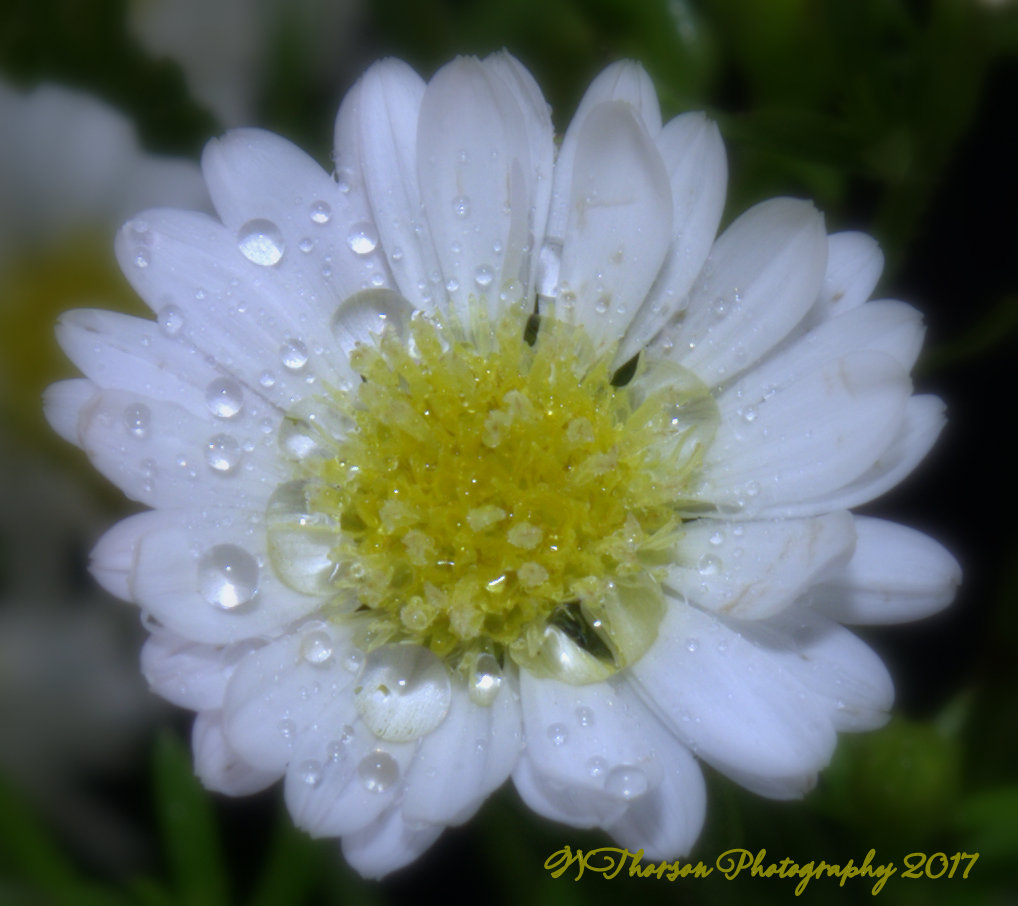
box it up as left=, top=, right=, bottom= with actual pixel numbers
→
left=1, top=0, right=1017, bottom=903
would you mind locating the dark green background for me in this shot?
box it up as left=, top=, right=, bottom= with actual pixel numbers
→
left=1, top=0, right=1016, bottom=903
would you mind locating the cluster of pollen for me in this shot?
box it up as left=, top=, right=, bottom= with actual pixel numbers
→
left=270, top=301, right=716, bottom=683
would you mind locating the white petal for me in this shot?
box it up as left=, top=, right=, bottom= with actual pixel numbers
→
left=762, top=395, right=946, bottom=517
left=72, top=387, right=285, bottom=509
left=222, top=625, right=356, bottom=773
left=666, top=512, right=855, bottom=619
left=619, top=112, right=727, bottom=360
left=401, top=678, right=521, bottom=825
left=728, top=607, right=894, bottom=733
left=141, top=630, right=234, bottom=710
left=547, top=61, right=662, bottom=244
left=515, top=673, right=668, bottom=827
left=341, top=810, right=443, bottom=879
left=814, top=231, right=884, bottom=319
left=556, top=101, right=672, bottom=348
left=193, top=710, right=280, bottom=795
left=115, top=208, right=353, bottom=403
left=417, top=57, right=536, bottom=320
left=808, top=517, right=961, bottom=624
left=351, top=59, right=440, bottom=309
left=668, top=198, right=828, bottom=386
left=604, top=715, right=705, bottom=859
left=202, top=127, right=390, bottom=305
left=482, top=51, right=555, bottom=297
left=702, top=351, right=911, bottom=512
left=91, top=509, right=321, bottom=644
left=43, top=378, right=97, bottom=446
left=631, top=604, right=836, bottom=795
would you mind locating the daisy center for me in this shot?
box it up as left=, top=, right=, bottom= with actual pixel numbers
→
left=267, top=295, right=718, bottom=690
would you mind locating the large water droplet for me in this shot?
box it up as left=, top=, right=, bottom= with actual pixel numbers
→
left=467, top=652, right=503, bottom=706
left=330, top=289, right=413, bottom=355
left=158, top=304, right=184, bottom=336
left=697, top=553, right=721, bottom=576
left=474, top=264, right=494, bottom=288
left=358, top=750, right=399, bottom=793
left=347, top=222, right=379, bottom=255
left=604, top=765, right=648, bottom=800
left=300, top=629, right=335, bottom=666
left=280, top=338, right=309, bottom=371
left=238, top=219, right=285, bottom=266
left=354, top=645, right=451, bottom=742
left=197, top=544, right=259, bottom=609
left=309, top=200, right=332, bottom=224
left=205, top=378, right=244, bottom=419
left=124, top=403, right=150, bottom=438
left=205, top=434, right=242, bottom=473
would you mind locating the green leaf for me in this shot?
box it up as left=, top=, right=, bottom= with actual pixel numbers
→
left=151, top=730, right=230, bottom=906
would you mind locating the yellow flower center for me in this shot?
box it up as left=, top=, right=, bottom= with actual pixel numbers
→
left=268, top=294, right=717, bottom=689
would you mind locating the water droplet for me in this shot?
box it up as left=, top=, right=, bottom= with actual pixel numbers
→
left=451, top=195, right=471, bottom=218
left=604, top=765, right=648, bottom=800
left=354, top=645, right=451, bottom=742
left=300, top=630, right=334, bottom=666
left=280, top=338, right=309, bottom=371
left=158, top=304, right=184, bottom=336
left=205, top=434, right=242, bottom=473
left=238, top=219, right=285, bottom=266
left=686, top=638, right=700, bottom=653
left=744, top=480, right=760, bottom=498
left=594, top=297, right=609, bottom=315
left=587, top=756, right=608, bottom=777
left=197, top=544, right=259, bottom=609
left=358, top=750, right=399, bottom=793
left=575, top=706, right=595, bottom=728
left=123, top=403, right=150, bottom=438
left=326, top=740, right=346, bottom=762
left=474, top=264, right=494, bottom=288
left=298, top=237, right=314, bottom=253
left=205, top=378, right=243, bottom=419
left=344, top=650, right=364, bottom=674
left=697, top=553, right=721, bottom=576
left=336, top=167, right=353, bottom=193
left=298, top=759, right=323, bottom=786
left=347, top=222, right=379, bottom=255
left=709, top=530, right=725, bottom=546
left=331, top=289, right=412, bottom=354
left=547, top=723, right=568, bottom=746
left=259, top=370, right=276, bottom=388
left=468, top=652, right=503, bottom=706
left=742, top=406, right=758, bottom=423
left=133, top=248, right=151, bottom=268
left=309, top=200, right=332, bottom=224
left=278, top=718, right=296, bottom=739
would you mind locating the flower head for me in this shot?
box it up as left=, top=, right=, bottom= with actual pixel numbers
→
left=46, top=53, right=960, bottom=877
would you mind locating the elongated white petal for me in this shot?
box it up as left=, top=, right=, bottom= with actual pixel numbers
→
left=702, top=351, right=911, bottom=512
left=193, top=710, right=280, bottom=795
left=341, top=810, right=444, bottom=880
left=141, top=631, right=235, bottom=710
left=417, top=57, right=536, bottom=321
left=43, top=378, right=97, bottom=445
left=814, top=231, right=884, bottom=319
left=808, top=517, right=961, bottom=624
left=631, top=604, right=836, bottom=794
left=620, top=112, right=727, bottom=361
left=666, top=512, right=855, bottom=619
left=667, top=198, right=827, bottom=386
left=556, top=101, right=672, bottom=348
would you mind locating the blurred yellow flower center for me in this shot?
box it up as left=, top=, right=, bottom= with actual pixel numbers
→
left=268, top=295, right=718, bottom=686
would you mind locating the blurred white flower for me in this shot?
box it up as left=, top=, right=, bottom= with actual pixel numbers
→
left=46, top=54, right=959, bottom=877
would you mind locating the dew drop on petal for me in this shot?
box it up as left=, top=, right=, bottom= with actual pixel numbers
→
left=575, top=706, right=595, bottom=727
left=158, top=304, right=184, bottom=336
left=331, top=289, right=413, bottom=354
left=467, top=652, right=503, bottom=706
left=298, top=759, right=323, bottom=787
left=451, top=195, right=471, bottom=218
left=133, top=248, right=151, bottom=269
left=354, top=645, right=451, bottom=742
left=697, top=553, right=721, bottom=576
left=604, top=765, right=648, bottom=800
left=587, top=756, right=608, bottom=778
left=300, top=630, right=334, bottom=666
left=278, top=718, right=296, bottom=740
left=547, top=723, right=568, bottom=746
left=686, top=637, right=700, bottom=653
left=474, top=264, right=494, bottom=288
left=238, top=219, right=285, bottom=266
left=357, top=750, right=399, bottom=793
left=309, top=200, right=332, bottom=224
left=298, top=237, right=314, bottom=254
left=123, top=403, right=150, bottom=438
left=280, top=338, right=309, bottom=371
left=205, top=377, right=244, bottom=419
left=197, top=544, right=259, bottom=609
left=347, top=222, right=379, bottom=255
left=205, top=434, right=242, bottom=473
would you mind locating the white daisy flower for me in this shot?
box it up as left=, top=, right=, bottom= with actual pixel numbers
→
left=45, top=53, right=961, bottom=877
